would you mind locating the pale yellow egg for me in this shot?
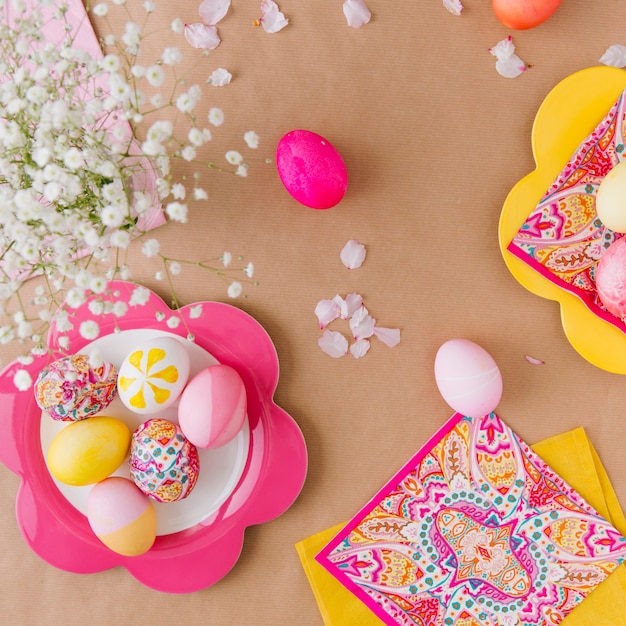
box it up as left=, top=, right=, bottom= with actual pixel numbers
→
left=47, top=416, right=131, bottom=486
left=596, top=161, right=626, bottom=233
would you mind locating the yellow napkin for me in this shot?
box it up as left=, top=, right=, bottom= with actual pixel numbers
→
left=296, top=428, right=626, bottom=625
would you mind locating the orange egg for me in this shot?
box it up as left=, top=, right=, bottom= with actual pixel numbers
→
left=492, top=0, right=562, bottom=30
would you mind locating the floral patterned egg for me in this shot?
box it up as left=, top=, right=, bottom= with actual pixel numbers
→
left=117, top=336, right=190, bottom=414
left=34, top=353, right=117, bottom=422
left=129, top=418, right=200, bottom=503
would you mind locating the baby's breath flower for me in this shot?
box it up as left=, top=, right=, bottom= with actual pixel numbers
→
left=171, top=18, right=184, bottom=33
left=225, top=150, right=244, bottom=165
left=141, top=238, right=160, bottom=257
left=194, top=187, right=208, bottom=201
left=13, top=370, right=32, bottom=392
left=92, top=3, right=109, bottom=17
left=169, top=262, right=182, bottom=275
left=208, top=107, right=224, bottom=127
left=79, top=320, right=100, bottom=340
left=222, top=251, right=232, bottom=267
left=227, top=281, right=243, bottom=298
left=244, top=131, right=260, bottom=149
left=162, top=47, right=182, bottom=65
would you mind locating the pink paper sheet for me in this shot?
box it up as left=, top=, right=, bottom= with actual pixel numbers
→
left=316, top=412, right=626, bottom=626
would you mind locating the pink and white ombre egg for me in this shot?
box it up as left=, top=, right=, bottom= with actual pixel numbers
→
left=434, top=339, right=502, bottom=419
left=178, top=364, right=247, bottom=449
left=596, top=236, right=626, bottom=319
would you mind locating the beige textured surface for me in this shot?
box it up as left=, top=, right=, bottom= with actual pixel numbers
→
left=2, top=1, right=626, bottom=624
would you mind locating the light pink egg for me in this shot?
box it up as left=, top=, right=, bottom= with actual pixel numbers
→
left=178, top=364, right=247, bottom=449
left=276, top=130, right=348, bottom=209
left=596, top=237, right=626, bottom=319
left=434, top=339, right=502, bottom=419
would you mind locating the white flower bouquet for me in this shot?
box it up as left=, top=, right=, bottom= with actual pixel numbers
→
left=0, top=0, right=256, bottom=361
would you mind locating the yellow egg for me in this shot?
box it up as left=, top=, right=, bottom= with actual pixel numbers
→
left=47, top=416, right=131, bottom=486
left=596, top=161, right=626, bottom=233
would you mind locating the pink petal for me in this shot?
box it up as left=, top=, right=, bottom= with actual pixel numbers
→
left=198, top=0, right=231, bottom=25
left=260, top=0, right=289, bottom=33
left=184, top=23, right=221, bottom=49
left=495, top=56, right=527, bottom=79
left=525, top=354, right=545, bottom=365
left=315, top=299, right=340, bottom=329
left=373, top=327, right=401, bottom=348
left=340, top=239, right=367, bottom=269
left=343, top=0, right=371, bottom=28
left=332, top=294, right=349, bottom=319
left=318, top=330, right=348, bottom=358
left=344, top=292, right=363, bottom=317
left=350, top=338, right=371, bottom=359
left=349, top=306, right=375, bottom=340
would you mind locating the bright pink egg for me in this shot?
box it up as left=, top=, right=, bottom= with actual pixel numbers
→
left=596, top=237, right=626, bottom=318
left=178, top=364, right=247, bottom=449
left=276, top=130, right=348, bottom=209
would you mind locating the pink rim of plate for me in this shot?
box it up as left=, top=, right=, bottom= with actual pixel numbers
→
left=0, top=281, right=308, bottom=593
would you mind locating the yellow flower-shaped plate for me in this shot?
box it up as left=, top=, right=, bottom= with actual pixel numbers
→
left=498, top=66, right=626, bottom=374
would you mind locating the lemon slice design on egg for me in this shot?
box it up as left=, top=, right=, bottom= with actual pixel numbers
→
left=119, top=348, right=179, bottom=410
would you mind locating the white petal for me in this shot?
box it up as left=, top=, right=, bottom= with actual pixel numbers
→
left=600, top=44, right=626, bottom=68
left=344, top=292, right=363, bottom=317
left=260, top=0, right=289, bottom=33
left=350, top=306, right=375, bottom=340
left=373, top=327, right=401, bottom=348
left=343, top=0, right=371, bottom=28
left=489, top=36, right=516, bottom=62
left=318, top=330, right=348, bottom=358
left=350, top=338, right=371, bottom=359
left=315, top=299, right=340, bottom=329
left=184, top=23, right=221, bottom=49
left=198, top=0, right=231, bottom=25
left=495, top=55, right=527, bottom=79
left=208, top=67, right=232, bottom=86
left=340, top=239, right=367, bottom=269
left=443, top=0, right=463, bottom=16
left=332, top=294, right=349, bottom=319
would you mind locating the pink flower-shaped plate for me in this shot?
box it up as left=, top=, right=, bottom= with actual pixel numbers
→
left=0, top=281, right=308, bottom=593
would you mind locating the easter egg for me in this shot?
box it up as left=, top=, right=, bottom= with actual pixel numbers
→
left=117, top=336, right=190, bottom=414
left=129, top=418, right=200, bottom=503
left=492, top=0, right=562, bottom=30
left=434, top=339, right=502, bottom=418
left=596, top=237, right=626, bottom=318
left=595, top=161, right=626, bottom=233
left=276, top=129, right=348, bottom=209
left=47, top=416, right=131, bottom=486
left=87, top=477, right=157, bottom=557
left=178, top=364, right=247, bottom=449
left=34, top=353, right=117, bottom=422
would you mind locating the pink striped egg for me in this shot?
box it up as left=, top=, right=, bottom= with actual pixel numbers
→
left=178, top=364, right=247, bottom=449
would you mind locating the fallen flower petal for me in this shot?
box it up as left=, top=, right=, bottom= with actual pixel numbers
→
left=350, top=338, right=371, bottom=359
left=315, top=299, right=341, bottom=328
left=208, top=67, right=232, bottom=86
left=343, top=0, right=371, bottom=28
left=259, top=0, right=289, bottom=33
left=443, top=0, right=463, bottom=16
left=525, top=354, right=545, bottom=365
left=350, top=306, right=375, bottom=340
left=344, top=292, right=364, bottom=318
left=489, top=36, right=527, bottom=79
left=198, top=0, right=231, bottom=25
left=340, top=239, right=367, bottom=269
left=332, top=294, right=349, bottom=319
left=373, top=326, right=401, bottom=348
left=600, top=44, right=626, bottom=68
left=184, top=23, right=221, bottom=49
left=318, top=330, right=349, bottom=358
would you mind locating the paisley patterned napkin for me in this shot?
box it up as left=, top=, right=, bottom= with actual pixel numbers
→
left=508, top=89, right=626, bottom=332
left=312, top=414, right=626, bottom=626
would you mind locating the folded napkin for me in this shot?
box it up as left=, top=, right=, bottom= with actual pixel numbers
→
left=297, top=426, right=626, bottom=625
left=508, top=88, right=626, bottom=334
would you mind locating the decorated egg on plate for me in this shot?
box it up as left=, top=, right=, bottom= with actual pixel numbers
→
left=276, top=129, right=348, bottom=209
left=117, top=336, right=190, bottom=414
left=434, top=339, right=502, bottom=419
left=596, top=161, right=626, bottom=233
left=87, top=477, right=157, bottom=557
left=129, top=418, right=200, bottom=503
left=596, top=236, right=626, bottom=318
left=178, top=364, right=247, bottom=449
left=34, top=353, right=117, bottom=422
left=47, top=416, right=131, bottom=486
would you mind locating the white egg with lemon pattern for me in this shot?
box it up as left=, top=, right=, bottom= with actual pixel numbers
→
left=117, top=336, right=191, bottom=414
